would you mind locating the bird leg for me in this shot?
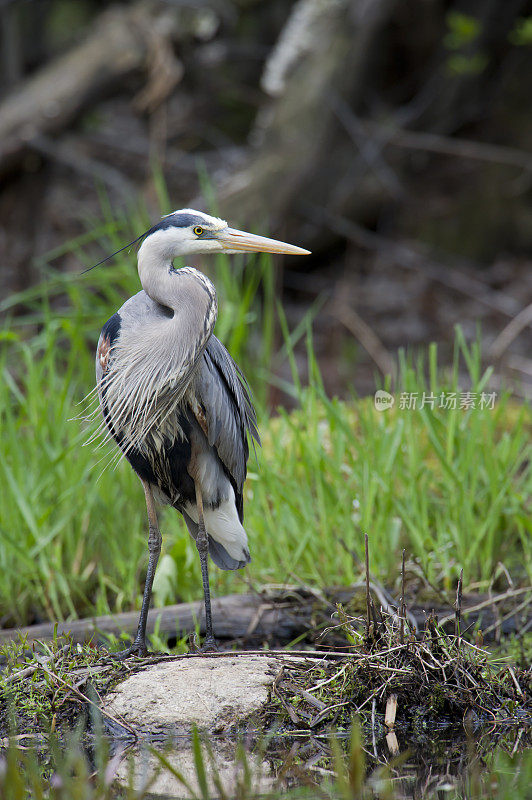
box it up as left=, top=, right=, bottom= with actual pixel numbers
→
left=112, top=480, right=161, bottom=659
left=194, top=482, right=218, bottom=652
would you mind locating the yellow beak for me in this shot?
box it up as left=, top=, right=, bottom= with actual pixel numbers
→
left=218, top=227, right=310, bottom=256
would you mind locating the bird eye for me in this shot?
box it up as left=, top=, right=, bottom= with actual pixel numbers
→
left=193, top=226, right=203, bottom=236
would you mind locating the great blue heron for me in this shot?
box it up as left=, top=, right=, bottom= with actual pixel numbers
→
left=95, top=209, right=310, bottom=656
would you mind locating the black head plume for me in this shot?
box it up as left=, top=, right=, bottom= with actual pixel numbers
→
left=81, top=212, right=212, bottom=274
left=81, top=231, right=149, bottom=274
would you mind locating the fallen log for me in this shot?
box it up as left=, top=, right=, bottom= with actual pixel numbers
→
left=0, top=593, right=298, bottom=646
left=0, top=2, right=181, bottom=178
left=0, top=585, right=529, bottom=646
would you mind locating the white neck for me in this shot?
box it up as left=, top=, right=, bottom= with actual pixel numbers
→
left=137, top=233, right=175, bottom=308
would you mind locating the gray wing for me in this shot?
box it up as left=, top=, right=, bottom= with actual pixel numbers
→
left=193, top=335, right=260, bottom=498
left=185, top=337, right=259, bottom=570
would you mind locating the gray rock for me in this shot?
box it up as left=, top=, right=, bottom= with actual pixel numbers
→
left=105, top=653, right=308, bottom=798
left=105, top=654, right=287, bottom=736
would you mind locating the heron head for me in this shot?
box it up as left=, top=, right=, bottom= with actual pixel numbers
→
left=139, top=208, right=311, bottom=260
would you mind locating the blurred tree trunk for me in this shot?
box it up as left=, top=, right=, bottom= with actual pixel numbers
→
left=0, top=2, right=181, bottom=179
left=214, top=0, right=531, bottom=253
left=216, top=0, right=398, bottom=229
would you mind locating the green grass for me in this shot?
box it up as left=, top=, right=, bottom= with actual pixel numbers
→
left=0, top=205, right=530, bottom=628
left=246, top=332, right=531, bottom=594
left=0, top=721, right=530, bottom=800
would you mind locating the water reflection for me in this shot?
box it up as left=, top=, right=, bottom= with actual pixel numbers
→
left=113, top=723, right=530, bottom=799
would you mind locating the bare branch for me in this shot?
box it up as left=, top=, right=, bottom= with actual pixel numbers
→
left=489, top=303, right=532, bottom=360
left=359, top=118, right=532, bottom=175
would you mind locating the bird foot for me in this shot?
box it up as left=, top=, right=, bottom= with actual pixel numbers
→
left=187, top=632, right=219, bottom=654
left=199, top=635, right=219, bottom=653
left=109, top=640, right=153, bottom=660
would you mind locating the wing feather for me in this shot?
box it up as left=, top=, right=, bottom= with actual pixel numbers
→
left=193, top=336, right=259, bottom=495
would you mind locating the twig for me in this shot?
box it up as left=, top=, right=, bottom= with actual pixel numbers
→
left=283, top=681, right=327, bottom=711
left=371, top=698, right=377, bottom=759
left=437, top=587, right=531, bottom=627
left=28, top=134, right=134, bottom=198
left=4, top=664, right=39, bottom=684
left=511, top=728, right=524, bottom=756
left=507, top=667, right=524, bottom=699
left=272, top=665, right=285, bottom=694
left=400, top=550, right=406, bottom=645
left=386, top=730, right=400, bottom=756
left=331, top=299, right=396, bottom=379
left=385, top=694, right=398, bottom=729
left=489, top=303, right=532, bottom=360
left=305, top=204, right=521, bottom=320
left=3, top=645, right=71, bottom=685
left=33, top=656, right=138, bottom=740
left=334, top=547, right=419, bottom=629
left=455, top=569, right=464, bottom=644
left=507, top=354, right=532, bottom=378
left=272, top=685, right=301, bottom=725
left=358, top=118, right=532, bottom=175
left=365, top=534, right=371, bottom=638
left=481, top=597, right=532, bottom=639
left=359, top=664, right=413, bottom=675
left=308, top=701, right=349, bottom=728
left=0, top=2, right=181, bottom=178
left=306, top=662, right=349, bottom=693
left=331, top=94, right=404, bottom=199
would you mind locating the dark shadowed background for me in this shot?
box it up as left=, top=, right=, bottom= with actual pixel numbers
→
left=1, top=0, right=531, bottom=400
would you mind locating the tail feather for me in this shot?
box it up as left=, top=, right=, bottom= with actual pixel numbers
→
left=182, top=511, right=250, bottom=570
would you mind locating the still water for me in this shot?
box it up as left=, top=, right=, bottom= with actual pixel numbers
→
left=107, top=722, right=530, bottom=799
